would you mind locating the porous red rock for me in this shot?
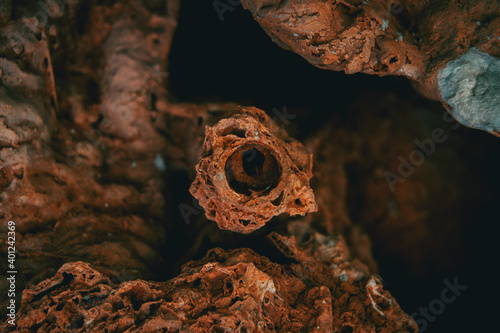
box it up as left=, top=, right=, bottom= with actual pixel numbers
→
left=2, top=234, right=417, bottom=332
left=1, top=0, right=496, bottom=331
left=190, top=106, right=317, bottom=233
left=241, top=0, right=500, bottom=134
left=0, top=0, right=181, bottom=315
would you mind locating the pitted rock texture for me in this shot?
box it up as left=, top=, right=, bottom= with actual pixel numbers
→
left=243, top=0, right=425, bottom=77
left=0, top=0, right=185, bottom=315
left=1, top=0, right=497, bottom=331
left=241, top=0, right=500, bottom=134
left=3, top=234, right=416, bottom=333
left=190, top=106, right=317, bottom=234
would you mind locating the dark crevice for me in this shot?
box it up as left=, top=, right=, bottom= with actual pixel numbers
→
left=31, top=272, right=74, bottom=303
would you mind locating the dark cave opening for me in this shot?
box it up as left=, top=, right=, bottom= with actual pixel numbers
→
left=225, top=143, right=281, bottom=196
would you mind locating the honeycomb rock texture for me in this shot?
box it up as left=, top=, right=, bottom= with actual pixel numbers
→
left=3, top=234, right=417, bottom=333
left=189, top=106, right=317, bottom=233
left=240, top=0, right=500, bottom=134
left=0, top=0, right=188, bottom=314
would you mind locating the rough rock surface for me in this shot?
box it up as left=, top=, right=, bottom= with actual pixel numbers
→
left=241, top=0, right=500, bottom=134
left=1, top=0, right=497, bottom=331
left=0, top=0, right=182, bottom=313
left=190, top=106, right=317, bottom=233
left=2, top=233, right=417, bottom=333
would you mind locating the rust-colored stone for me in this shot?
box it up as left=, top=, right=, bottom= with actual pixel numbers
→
left=241, top=0, right=500, bottom=134
left=3, top=233, right=416, bottom=332
left=1, top=0, right=497, bottom=331
left=189, top=106, right=317, bottom=233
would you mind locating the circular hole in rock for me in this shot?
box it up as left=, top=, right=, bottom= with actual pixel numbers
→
left=225, top=143, right=281, bottom=196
